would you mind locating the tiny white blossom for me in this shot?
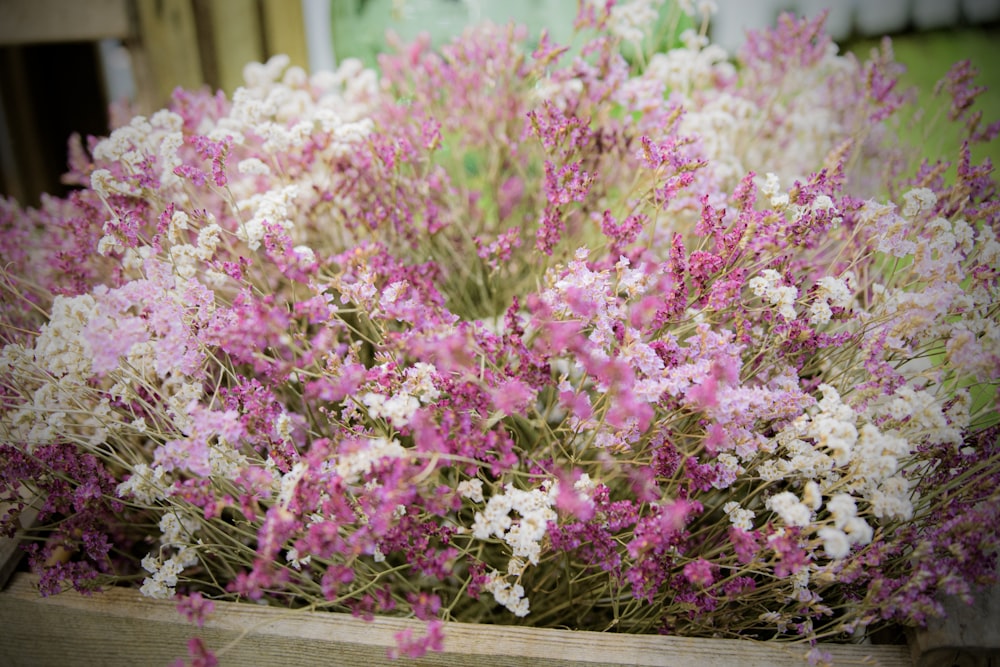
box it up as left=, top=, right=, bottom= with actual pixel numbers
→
left=749, top=269, right=798, bottom=320
left=818, top=527, right=850, bottom=559
left=843, top=516, right=874, bottom=545
left=457, top=478, right=485, bottom=503
left=286, top=547, right=311, bottom=570
left=802, top=481, right=822, bottom=511
left=767, top=491, right=812, bottom=527
left=117, top=463, right=169, bottom=504
left=237, top=157, right=271, bottom=175
left=277, top=461, right=308, bottom=508
left=901, top=187, right=937, bottom=218
left=401, top=362, right=441, bottom=403
left=159, top=511, right=200, bottom=548
left=334, top=437, right=407, bottom=485
left=826, top=493, right=857, bottom=528
left=723, top=501, right=755, bottom=530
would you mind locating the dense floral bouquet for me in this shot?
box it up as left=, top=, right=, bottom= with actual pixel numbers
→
left=2, top=1, right=998, bottom=663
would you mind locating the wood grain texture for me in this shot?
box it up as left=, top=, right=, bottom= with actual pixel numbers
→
left=261, top=0, right=309, bottom=70
left=134, top=0, right=204, bottom=108
left=0, top=0, right=130, bottom=45
left=0, top=572, right=914, bottom=667
left=206, top=0, right=264, bottom=95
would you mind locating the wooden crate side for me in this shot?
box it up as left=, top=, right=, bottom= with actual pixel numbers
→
left=0, top=572, right=913, bottom=667
left=0, top=0, right=131, bottom=45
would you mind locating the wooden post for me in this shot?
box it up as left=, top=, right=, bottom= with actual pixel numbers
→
left=261, top=0, right=310, bottom=69
left=133, top=0, right=204, bottom=109
left=202, top=0, right=265, bottom=95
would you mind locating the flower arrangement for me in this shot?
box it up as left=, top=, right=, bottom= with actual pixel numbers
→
left=2, top=2, right=999, bottom=663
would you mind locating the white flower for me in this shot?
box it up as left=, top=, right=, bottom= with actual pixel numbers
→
left=604, top=0, right=664, bottom=43
left=759, top=172, right=790, bottom=209
left=767, top=491, right=812, bottom=527
left=141, top=553, right=160, bottom=574
left=870, top=476, right=913, bottom=521
left=138, top=547, right=198, bottom=599
left=159, top=511, right=200, bottom=548
left=483, top=570, right=531, bottom=617
left=818, top=527, right=850, bottom=559
left=843, top=516, right=874, bottom=545
left=808, top=300, right=833, bottom=326
left=812, top=194, right=835, bottom=211
left=364, top=392, right=420, bottom=429
left=196, top=224, right=223, bottom=259
left=117, top=463, right=169, bottom=505
left=901, top=187, right=937, bottom=218
left=802, top=481, right=822, bottom=511
left=97, top=233, right=122, bottom=256
left=760, top=172, right=781, bottom=198
left=504, top=522, right=544, bottom=564
left=505, top=484, right=553, bottom=515
left=292, top=245, right=316, bottom=266
left=237, top=157, right=271, bottom=175
left=809, top=275, right=854, bottom=325
left=573, top=473, right=596, bottom=493
left=507, top=557, right=526, bottom=577
left=723, top=501, right=755, bottom=530
left=275, top=412, right=294, bottom=442
left=34, top=294, right=99, bottom=379
left=286, top=547, right=311, bottom=570
left=809, top=413, right=857, bottom=466
left=852, top=423, right=908, bottom=481
left=401, top=362, right=441, bottom=403
left=472, top=494, right=514, bottom=540
left=470, top=484, right=556, bottom=565
left=758, top=459, right=789, bottom=482
left=826, top=493, right=857, bottom=528
left=749, top=269, right=798, bottom=321
left=139, top=577, right=173, bottom=600
left=457, top=478, right=485, bottom=503
left=278, top=461, right=308, bottom=508
left=235, top=184, right=299, bottom=250
left=334, top=437, right=407, bottom=485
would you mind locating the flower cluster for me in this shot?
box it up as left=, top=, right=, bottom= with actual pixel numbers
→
left=2, top=2, right=998, bottom=662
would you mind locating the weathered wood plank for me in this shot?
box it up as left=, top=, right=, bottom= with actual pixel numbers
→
left=0, top=0, right=131, bottom=45
left=0, top=571, right=913, bottom=667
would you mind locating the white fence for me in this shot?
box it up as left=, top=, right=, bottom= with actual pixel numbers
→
left=711, top=0, right=1000, bottom=51
left=314, top=0, right=1000, bottom=69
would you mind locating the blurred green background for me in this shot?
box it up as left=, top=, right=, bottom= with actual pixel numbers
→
left=846, top=26, right=1000, bottom=172
left=329, top=1, right=998, bottom=171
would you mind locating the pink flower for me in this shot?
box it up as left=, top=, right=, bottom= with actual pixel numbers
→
left=683, top=559, right=717, bottom=587
left=177, top=592, right=215, bottom=628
